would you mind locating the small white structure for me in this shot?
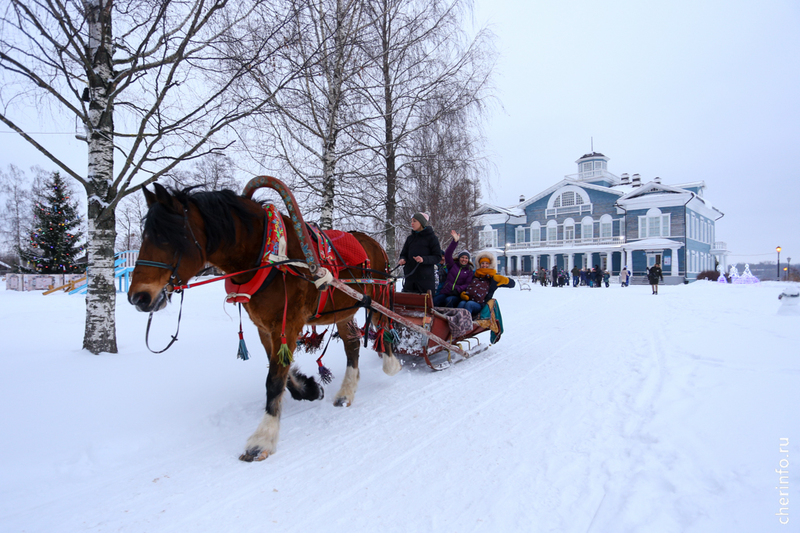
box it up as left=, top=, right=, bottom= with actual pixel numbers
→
left=778, top=285, right=800, bottom=315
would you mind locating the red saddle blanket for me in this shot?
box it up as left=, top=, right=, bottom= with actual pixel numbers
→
left=313, top=229, right=369, bottom=272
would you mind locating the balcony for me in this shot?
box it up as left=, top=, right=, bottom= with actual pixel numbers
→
left=545, top=204, right=593, bottom=218
left=508, top=236, right=626, bottom=251
left=710, top=241, right=728, bottom=254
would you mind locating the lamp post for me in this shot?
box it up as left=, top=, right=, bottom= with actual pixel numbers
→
left=776, top=246, right=781, bottom=280
left=788, top=257, right=792, bottom=281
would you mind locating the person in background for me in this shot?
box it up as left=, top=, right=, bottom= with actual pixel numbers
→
left=551, top=264, right=558, bottom=287
left=433, top=230, right=473, bottom=308
left=620, top=266, right=629, bottom=287
left=648, top=261, right=664, bottom=295
left=436, top=252, right=448, bottom=293
left=398, top=212, right=442, bottom=294
left=571, top=265, right=581, bottom=287
left=603, top=269, right=610, bottom=288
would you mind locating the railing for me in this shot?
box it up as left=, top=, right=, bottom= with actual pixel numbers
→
left=711, top=241, right=728, bottom=253
left=508, top=236, right=626, bottom=250
left=545, top=204, right=593, bottom=218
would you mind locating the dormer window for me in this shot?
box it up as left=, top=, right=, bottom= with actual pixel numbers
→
left=547, top=186, right=591, bottom=217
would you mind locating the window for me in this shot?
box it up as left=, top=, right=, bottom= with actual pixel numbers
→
left=581, top=216, right=593, bottom=241
left=563, top=218, right=575, bottom=242
left=639, top=209, right=670, bottom=238
left=530, top=222, right=541, bottom=244
left=600, top=215, right=612, bottom=239
left=515, top=227, right=526, bottom=244
left=479, top=225, right=497, bottom=248
left=546, top=220, right=558, bottom=242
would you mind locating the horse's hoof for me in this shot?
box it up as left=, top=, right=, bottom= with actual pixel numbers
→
left=239, top=448, right=270, bottom=462
left=333, top=396, right=351, bottom=407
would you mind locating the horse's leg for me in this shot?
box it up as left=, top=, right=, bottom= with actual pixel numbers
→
left=332, top=318, right=361, bottom=407
left=286, top=366, right=324, bottom=401
left=239, top=329, right=292, bottom=462
left=381, top=343, right=402, bottom=376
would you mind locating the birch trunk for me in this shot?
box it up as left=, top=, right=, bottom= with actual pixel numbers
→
left=82, top=0, right=118, bottom=354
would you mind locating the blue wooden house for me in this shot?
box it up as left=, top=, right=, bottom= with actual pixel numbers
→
left=472, top=152, right=728, bottom=283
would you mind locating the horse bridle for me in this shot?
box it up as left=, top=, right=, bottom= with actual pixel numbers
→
left=135, top=205, right=205, bottom=353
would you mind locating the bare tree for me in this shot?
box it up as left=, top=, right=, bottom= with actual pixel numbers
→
left=0, top=165, right=31, bottom=266
left=115, top=193, right=145, bottom=252
left=350, top=0, right=495, bottom=259
left=402, top=103, right=485, bottom=251
left=0, top=0, right=297, bottom=353
left=162, top=153, right=242, bottom=191
left=236, top=0, right=372, bottom=230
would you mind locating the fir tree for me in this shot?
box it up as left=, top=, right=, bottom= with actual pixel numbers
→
left=20, top=172, right=85, bottom=273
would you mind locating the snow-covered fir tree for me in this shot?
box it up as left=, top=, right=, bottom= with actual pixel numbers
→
left=19, top=172, right=85, bottom=273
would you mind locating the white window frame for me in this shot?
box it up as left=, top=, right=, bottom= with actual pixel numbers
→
left=547, top=220, right=558, bottom=242
left=530, top=222, right=541, bottom=244
left=581, top=216, right=593, bottom=242
left=479, top=225, right=498, bottom=249
left=515, top=226, right=526, bottom=244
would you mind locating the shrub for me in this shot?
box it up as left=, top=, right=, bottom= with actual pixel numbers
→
left=697, top=270, right=720, bottom=281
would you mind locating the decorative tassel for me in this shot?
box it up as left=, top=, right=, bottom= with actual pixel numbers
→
left=316, top=359, right=334, bottom=384
left=277, top=334, right=293, bottom=366
left=236, top=304, right=249, bottom=360
left=372, top=327, right=386, bottom=354
left=237, top=331, right=250, bottom=360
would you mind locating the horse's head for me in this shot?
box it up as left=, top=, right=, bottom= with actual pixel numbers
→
left=128, top=183, right=207, bottom=313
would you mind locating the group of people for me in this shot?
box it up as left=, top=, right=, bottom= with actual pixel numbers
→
left=397, top=213, right=515, bottom=316
left=534, top=265, right=611, bottom=288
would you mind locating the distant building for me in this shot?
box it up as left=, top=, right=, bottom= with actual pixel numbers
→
left=472, top=152, right=729, bottom=283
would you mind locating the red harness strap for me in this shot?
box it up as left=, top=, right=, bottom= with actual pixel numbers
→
left=225, top=204, right=287, bottom=304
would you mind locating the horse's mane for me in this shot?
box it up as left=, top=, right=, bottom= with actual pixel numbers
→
left=142, top=187, right=261, bottom=256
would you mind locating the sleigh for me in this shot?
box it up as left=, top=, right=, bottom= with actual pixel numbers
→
left=388, top=291, right=493, bottom=371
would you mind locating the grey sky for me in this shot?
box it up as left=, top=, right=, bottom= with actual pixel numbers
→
left=473, top=0, right=800, bottom=265
left=2, top=0, right=798, bottom=266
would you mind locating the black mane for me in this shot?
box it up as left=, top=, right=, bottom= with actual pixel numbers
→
left=142, top=188, right=261, bottom=256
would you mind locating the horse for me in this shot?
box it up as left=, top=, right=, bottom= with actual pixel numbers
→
left=127, top=180, right=402, bottom=462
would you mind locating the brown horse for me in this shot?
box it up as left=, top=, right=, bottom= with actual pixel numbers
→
left=127, top=181, right=401, bottom=461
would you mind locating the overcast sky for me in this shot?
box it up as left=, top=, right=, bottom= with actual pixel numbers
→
left=473, top=0, right=800, bottom=265
left=2, top=0, right=798, bottom=266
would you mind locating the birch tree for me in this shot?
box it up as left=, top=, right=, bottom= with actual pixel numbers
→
left=236, top=0, right=370, bottom=230
left=0, top=0, right=296, bottom=353
left=352, top=0, right=495, bottom=259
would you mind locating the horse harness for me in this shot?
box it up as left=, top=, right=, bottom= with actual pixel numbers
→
left=137, top=202, right=393, bottom=353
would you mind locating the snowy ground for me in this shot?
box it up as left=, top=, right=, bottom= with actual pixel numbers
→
left=1, top=278, right=798, bottom=532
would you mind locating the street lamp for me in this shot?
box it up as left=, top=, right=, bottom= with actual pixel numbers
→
left=788, top=257, right=792, bottom=281
left=777, top=246, right=781, bottom=280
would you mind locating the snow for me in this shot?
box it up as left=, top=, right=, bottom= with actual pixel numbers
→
left=1, top=279, right=798, bottom=532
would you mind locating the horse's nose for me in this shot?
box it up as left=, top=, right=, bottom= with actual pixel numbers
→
left=128, top=291, right=152, bottom=312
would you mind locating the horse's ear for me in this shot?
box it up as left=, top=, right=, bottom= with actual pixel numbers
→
left=152, top=182, right=172, bottom=205
left=143, top=186, right=157, bottom=207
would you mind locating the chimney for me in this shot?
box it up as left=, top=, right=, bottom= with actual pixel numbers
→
left=621, top=173, right=630, bottom=184
left=654, top=176, right=661, bottom=184
left=631, top=173, right=641, bottom=187
left=519, top=195, right=525, bottom=203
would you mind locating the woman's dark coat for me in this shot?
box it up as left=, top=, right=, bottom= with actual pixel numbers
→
left=399, top=226, right=442, bottom=293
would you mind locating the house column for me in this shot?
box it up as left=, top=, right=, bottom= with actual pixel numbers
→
left=549, top=253, right=555, bottom=270
left=567, top=253, right=574, bottom=273
left=670, top=247, right=680, bottom=277
left=605, top=251, right=612, bottom=273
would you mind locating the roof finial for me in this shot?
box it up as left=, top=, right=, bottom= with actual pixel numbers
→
left=591, top=137, right=593, bottom=153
